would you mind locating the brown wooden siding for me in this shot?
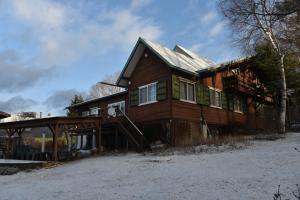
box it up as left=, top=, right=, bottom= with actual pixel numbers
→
left=128, top=49, right=172, bottom=122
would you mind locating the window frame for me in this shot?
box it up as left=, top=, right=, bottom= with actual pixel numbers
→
left=138, top=82, right=158, bottom=106
left=209, top=87, right=222, bottom=109
left=108, top=100, right=126, bottom=113
left=89, top=107, right=99, bottom=116
left=234, top=96, right=243, bottom=113
left=82, top=111, right=90, bottom=117
left=179, top=78, right=196, bottom=104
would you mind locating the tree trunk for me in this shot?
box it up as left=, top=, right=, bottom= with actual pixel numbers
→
left=279, top=54, right=287, bottom=133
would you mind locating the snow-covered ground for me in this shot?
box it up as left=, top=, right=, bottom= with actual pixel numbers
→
left=0, top=133, right=300, bottom=200
left=0, top=159, right=42, bottom=164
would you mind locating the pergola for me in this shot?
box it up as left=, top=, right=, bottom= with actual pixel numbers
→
left=0, top=116, right=102, bottom=161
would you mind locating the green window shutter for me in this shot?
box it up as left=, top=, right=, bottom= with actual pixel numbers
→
left=227, top=94, right=234, bottom=111
left=130, top=88, right=139, bottom=106
left=221, top=92, right=228, bottom=109
left=157, top=80, right=167, bottom=101
left=242, top=97, right=248, bottom=113
left=172, top=75, right=180, bottom=99
left=196, top=83, right=210, bottom=105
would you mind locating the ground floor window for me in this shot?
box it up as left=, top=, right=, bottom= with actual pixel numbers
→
left=90, top=107, right=99, bottom=116
left=82, top=111, right=90, bottom=116
left=108, top=101, right=125, bottom=113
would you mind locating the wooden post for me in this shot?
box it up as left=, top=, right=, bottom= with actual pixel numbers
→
left=50, top=124, right=59, bottom=162
left=115, top=127, right=118, bottom=150
left=98, top=126, right=102, bottom=153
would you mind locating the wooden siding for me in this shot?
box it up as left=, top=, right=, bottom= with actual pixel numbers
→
left=128, top=49, right=172, bottom=122
left=75, top=93, right=127, bottom=116
left=171, top=68, right=276, bottom=130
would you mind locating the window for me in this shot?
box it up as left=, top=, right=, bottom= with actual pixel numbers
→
left=139, top=82, right=157, bottom=105
left=90, top=107, right=99, bottom=116
left=180, top=80, right=195, bottom=102
left=234, top=96, right=243, bottom=113
left=82, top=111, right=90, bottom=117
left=209, top=88, right=222, bottom=108
left=108, top=101, right=125, bottom=113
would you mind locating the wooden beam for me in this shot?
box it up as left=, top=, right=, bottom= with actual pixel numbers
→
left=115, top=127, right=118, bottom=150
left=50, top=124, right=59, bottom=162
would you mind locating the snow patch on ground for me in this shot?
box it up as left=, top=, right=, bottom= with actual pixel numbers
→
left=0, top=133, right=299, bottom=200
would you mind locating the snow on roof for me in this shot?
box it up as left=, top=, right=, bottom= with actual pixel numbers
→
left=117, top=37, right=249, bottom=86
left=142, top=38, right=216, bottom=74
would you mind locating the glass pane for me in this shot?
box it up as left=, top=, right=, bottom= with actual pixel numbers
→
left=216, top=91, right=221, bottom=107
left=180, top=81, right=187, bottom=100
left=120, top=101, right=125, bottom=113
left=139, top=87, right=147, bottom=104
left=148, top=84, right=157, bottom=102
left=188, top=83, right=195, bottom=101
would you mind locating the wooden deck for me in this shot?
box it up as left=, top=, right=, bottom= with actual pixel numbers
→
left=0, top=116, right=102, bottom=161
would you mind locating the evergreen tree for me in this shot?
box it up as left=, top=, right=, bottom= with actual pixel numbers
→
left=67, top=94, right=84, bottom=116
left=252, top=42, right=300, bottom=112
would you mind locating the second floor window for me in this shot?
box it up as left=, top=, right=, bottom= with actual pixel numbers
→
left=139, top=82, right=157, bottom=105
left=234, top=96, right=243, bottom=113
left=180, top=80, right=195, bottom=102
left=209, top=88, right=222, bottom=108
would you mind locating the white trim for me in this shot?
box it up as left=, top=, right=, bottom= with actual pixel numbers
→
left=210, top=105, right=222, bottom=109
left=180, top=99, right=197, bottom=104
left=138, top=82, right=158, bottom=106
left=234, top=110, right=244, bottom=114
left=208, top=86, right=221, bottom=92
left=138, top=81, right=158, bottom=89
left=179, top=79, right=196, bottom=103
left=179, top=77, right=196, bottom=84
left=108, top=100, right=125, bottom=112
left=209, top=87, right=222, bottom=108
left=89, top=107, right=99, bottom=116
left=138, top=100, right=158, bottom=106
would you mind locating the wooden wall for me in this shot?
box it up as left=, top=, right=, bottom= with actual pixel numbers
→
left=127, top=49, right=172, bottom=122
left=74, top=93, right=127, bottom=116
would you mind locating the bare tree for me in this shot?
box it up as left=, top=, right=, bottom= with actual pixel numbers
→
left=88, top=71, right=124, bottom=99
left=219, top=0, right=300, bottom=133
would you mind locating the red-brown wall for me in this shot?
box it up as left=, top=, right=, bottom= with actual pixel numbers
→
left=127, top=49, right=172, bottom=122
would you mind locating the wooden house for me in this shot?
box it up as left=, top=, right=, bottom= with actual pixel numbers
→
left=67, top=38, right=277, bottom=149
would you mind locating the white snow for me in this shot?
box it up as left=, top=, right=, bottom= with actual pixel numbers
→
left=0, top=159, right=42, bottom=164
left=0, top=133, right=300, bottom=200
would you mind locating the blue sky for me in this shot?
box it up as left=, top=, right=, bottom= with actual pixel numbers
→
left=0, top=0, right=242, bottom=115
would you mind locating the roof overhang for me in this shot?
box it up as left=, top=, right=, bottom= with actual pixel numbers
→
left=116, top=38, right=199, bottom=87
left=0, top=111, right=10, bottom=119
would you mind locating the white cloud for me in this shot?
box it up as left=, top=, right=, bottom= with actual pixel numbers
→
left=190, top=43, right=204, bottom=52
left=200, top=11, right=217, bottom=24
left=209, top=20, right=227, bottom=37
left=8, top=0, right=162, bottom=66
left=11, top=0, right=66, bottom=30
left=130, top=0, right=152, bottom=10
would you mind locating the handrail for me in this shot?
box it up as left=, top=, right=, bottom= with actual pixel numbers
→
left=114, top=107, right=144, bottom=137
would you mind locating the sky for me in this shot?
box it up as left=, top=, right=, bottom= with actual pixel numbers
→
left=0, top=0, right=242, bottom=116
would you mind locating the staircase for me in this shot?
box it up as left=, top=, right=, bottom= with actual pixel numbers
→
left=114, top=108, right=149, bottom=152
